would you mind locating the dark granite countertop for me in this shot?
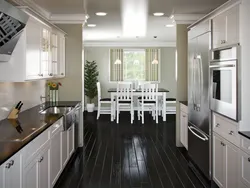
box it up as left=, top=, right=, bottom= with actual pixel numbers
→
left=179, top=101, right=188, bottom=106
left=0, top=101, right=81, bottom=165
left=239, top=131, right=250, bottom=140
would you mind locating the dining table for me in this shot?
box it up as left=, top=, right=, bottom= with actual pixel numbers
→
left=108, top=88, right=170, bottom=122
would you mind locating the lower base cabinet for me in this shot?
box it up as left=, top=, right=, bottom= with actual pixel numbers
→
left=23, top=144, right=50, bottom=188
left=213, top=132, right=239, bottom=188
left=239, top=150, right=250, bottom=187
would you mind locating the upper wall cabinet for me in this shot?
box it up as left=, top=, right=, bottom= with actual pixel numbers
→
left=212, top=5, right=239, bottom=49
left=0, top=12, right=66, bottom=82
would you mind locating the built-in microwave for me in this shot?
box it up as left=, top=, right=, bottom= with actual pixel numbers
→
left=209, top=45, right=240, bottom=121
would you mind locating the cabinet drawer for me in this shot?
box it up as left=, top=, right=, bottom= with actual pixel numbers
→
left=239, top=150, right=250, bottom=187
left=213, top=113, right=240, bottom=146
left=180, top=104, right=188, bottom=114
left=23, top=128, right=50, bottom=166
left=51, top=118, right=63, bottom=137
left=240, top=136, right=250, bottom=155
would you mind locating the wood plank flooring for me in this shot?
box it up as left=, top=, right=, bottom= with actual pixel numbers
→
left=55, top=112, right=214, bottom=188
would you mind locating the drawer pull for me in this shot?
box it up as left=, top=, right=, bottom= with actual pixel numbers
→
left=221, top=142, right=225, bottom=146
left=5, top=163, right=11, bottom=169
left=229, top=131, right=234, bottom=135
left=38, top=156, right=44, bottom=163
left=9, top=160, right=14, bottom=166
left=248, top=158, right=250, bottom=162
left=216, top=123, right=220, bottom=128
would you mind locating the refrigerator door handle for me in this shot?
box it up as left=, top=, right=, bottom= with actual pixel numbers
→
left=188, top=126, right=209, bottom=141
left=192, top=56, right=197, bottom=110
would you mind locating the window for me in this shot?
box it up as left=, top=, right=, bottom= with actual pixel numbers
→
left=123, top=50, right=145, bottom=81
left=110, top=48, right=160, bottom=82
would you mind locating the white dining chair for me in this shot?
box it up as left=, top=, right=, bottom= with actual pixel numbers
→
left=138, top=83, right=159, bottom=124
left=97, top=82, right=115, bottom=120
left=160, top=98, right=176, bottom=116
left=116, top=82, right=134, bottom=124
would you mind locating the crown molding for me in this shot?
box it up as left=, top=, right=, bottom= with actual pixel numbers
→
left=50, top=14, right=89, bottom=24
left=83, top=41, right=176, bottom=47
left=174, top=14, right=205, bottom=24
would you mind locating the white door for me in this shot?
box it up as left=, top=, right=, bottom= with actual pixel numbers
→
left=226, top=6, right=239, bottom=46
left=239, top=150, right=250, bottom=187
left=213, top=133, right=225, bottom=188
left=23, top=158, right=39, bottom=188
left=51, top=128, right=62, bottom=186
left=68, top=124, right=75, bottom=157
left=38, top=146, right=50, bottom=188
left=61, top=130, right=68, bottom=167
left=26, top=18, right=42, bottom=80
left=212, top=12, right=227, bottom=48
left=224, top=139, right=239, bottom=188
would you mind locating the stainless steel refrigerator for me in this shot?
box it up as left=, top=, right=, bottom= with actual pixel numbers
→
left=188, top=21, right=211, bottom=180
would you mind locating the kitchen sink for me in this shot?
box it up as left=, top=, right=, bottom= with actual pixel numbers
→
left=40, top=107, right=73, bottom=115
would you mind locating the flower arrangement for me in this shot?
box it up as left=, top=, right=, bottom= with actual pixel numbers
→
left=47, top=81, right=62, bottom=90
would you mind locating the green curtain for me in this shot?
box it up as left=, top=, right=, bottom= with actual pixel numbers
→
left=145, top=48, right=160, bottom=81
left=110, top=49, right=124, bottom=81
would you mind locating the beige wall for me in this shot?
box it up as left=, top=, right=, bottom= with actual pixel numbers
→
left=57, top=24, right=83, bottom=101
left=84, top=46, right=176, bottom=105
left=0, top=81, right=46, bottom=121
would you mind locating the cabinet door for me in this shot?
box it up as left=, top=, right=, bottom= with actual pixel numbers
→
left=26, top=18, right=42, bottom=80
left=23, top=158, right=39, bottom=188
left=226, top=6, right=239, bottom=46
left=51, top=128, right=62, bottom=186
left=213, top=133, right=225, bottom=188
left=51, top=33, right=59, bottom=77
left=68, top=124, right=75, bottom=157
left=61, top=130, right=68, bottom=167
left=213, top=12, right=226, bottom=48
left=59, top=35, right=66, bottom=77
left=224, top=139, right=239, bottom=188
left=239, top=150, right=250, bottom=187
left=39, top=146, right=50, bottom=188
left=180, top=111, right=188, bottom=149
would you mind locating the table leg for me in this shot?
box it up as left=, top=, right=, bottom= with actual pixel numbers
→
left=111, top=93, right=115, bottom=121
left=163, top=92, right=166, bottom=121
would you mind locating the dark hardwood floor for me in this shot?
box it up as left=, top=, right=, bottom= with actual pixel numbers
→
left=55, top=112, right=211, bottom=188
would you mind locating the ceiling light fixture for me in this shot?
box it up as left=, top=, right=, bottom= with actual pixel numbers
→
left=96, top=12, right=107, bottom=16
left=165, top=24, right=175, bottom=28
left=153, top=12, right=164, bottom=16
left=87, top=24, right=96, bottom=27
left=121, top=0, right=148, bottom=37
left=170, top=14, right=174, bottom=19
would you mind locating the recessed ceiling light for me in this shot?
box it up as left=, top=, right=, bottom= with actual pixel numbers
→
left=165, top=24, right=175, bottom=28
left=153, top=12, right=164, bottom=16
left=96, top=12, right=107, bottom=16
left=87, top=24, right=96, bottom=27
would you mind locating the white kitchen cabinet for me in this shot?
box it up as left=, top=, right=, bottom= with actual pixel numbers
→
left=213, top=132, right=239, bottom=188
left=213, top=133, right=224, bottom=188
left=50, top=120, right=63, bottom=186
left=23, top=143, right=50, bottom=188
left=61, top=129, right=68, bottom=168
left=180, top=104, right=188, bottom=150
left=58, top=34, right=66, bottom=77
left=239, top=150, right=250, bottom=187
left=212, top=5, right=239, bottom=48
left=0, top=152, right=22, bottom=188
left=68, top=124, right=75, bottom=157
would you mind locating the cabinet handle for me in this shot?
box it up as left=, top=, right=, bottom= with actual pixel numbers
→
left=5, top=163, right=11, bottom=169
left=38, top=156, right=44, bottom=163
left=61, top=73, right=64, bottom=76
left=9, top=160, right=14, bottom=166
left=221, top=141, right=225, bottom=146
left=216, top=123, right=220, bottom=128
left=248, top=158, right=250, bottom=162
left=182, top=115, right=186, bottom=118
left=38, top=74, right=43, bottom=77
left=229, top=131, right=234, bottom=135
left=221, top=40, right=226, bottom=44
left=49, top=73, right=53, bottom=76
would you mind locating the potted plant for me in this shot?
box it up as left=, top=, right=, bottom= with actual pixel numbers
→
left=84, top=60, right=99, bottom=112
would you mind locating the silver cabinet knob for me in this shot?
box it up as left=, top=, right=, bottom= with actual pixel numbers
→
left=49, top=73, right=53, bottom=76
left=5, top=163, right=11, bottom=169
left=221, top=142, right=225, bottom=146
left=229, top=131, right=234, bottom=135
left=221, top=40, right=226, bottom=44
left=248, top=158, right=250, bottom=162
left=216, top=123, right=220, bottom=128
left=61, top=73, right=64, bottom=76
left=9, top=160, right=14, bottom=166
left=38, top=74, right=43, bottom=77
left=38, top=156, right=44, bottom=163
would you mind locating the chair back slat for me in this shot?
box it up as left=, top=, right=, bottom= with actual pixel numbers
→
left=141, top=83, right=158, bottom=101
left=117, top=82, right=133, bottom=101
left=97, top=82, right=101, bottom=100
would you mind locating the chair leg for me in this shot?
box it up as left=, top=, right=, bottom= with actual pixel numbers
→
left=142, top=110, right=144, bottom=124
left=116, top=105, right=119, bottom=124
left=156, top=105, right=159, bottom=124
left=97, top=102, right=100, bottom=120
left=131, top=104, right=134, bottom=124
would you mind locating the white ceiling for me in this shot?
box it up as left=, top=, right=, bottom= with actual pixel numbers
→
left=30, top=0, right=228, bottom=43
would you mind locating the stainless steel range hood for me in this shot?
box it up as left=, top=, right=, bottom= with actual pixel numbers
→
left=0, top=0, right=29, bottom=62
